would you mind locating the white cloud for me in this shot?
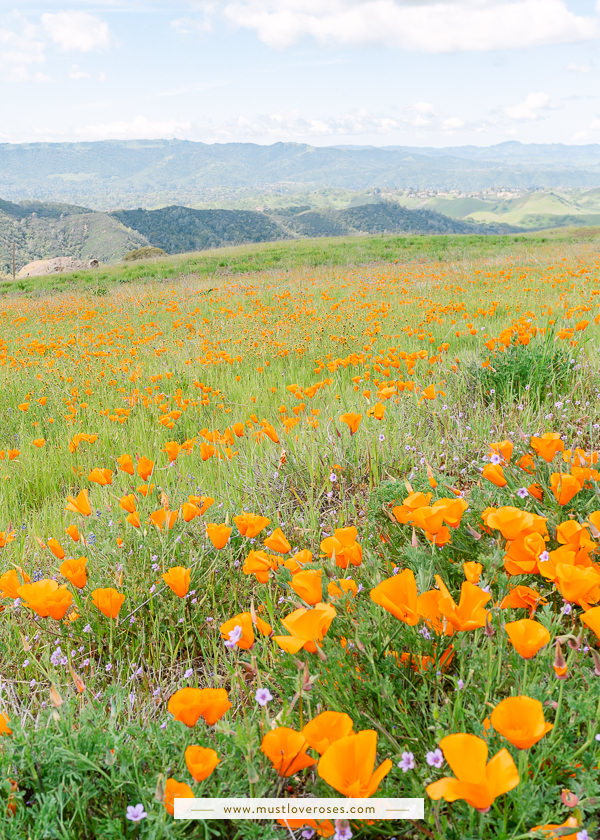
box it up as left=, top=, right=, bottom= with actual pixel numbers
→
left=171, top=16, right=213, bottom=35
left=0, top=17, right=46, bottom=82
left=41, top=11, right=110, bottom=53
left=213, top=0, right=598, bottom=52
left=443, top=116, right=465, bottom=131
left=566, top=62, right=592, bottom=74
left=74, top=114, right=193, bottom=141
left=504, top=91, right=551, bottom=121
left=69, top=63, right=91, bottom=80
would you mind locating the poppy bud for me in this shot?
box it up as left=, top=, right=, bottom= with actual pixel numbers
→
left=553, top=641, right=568, bottom=680
left=561, top=789, right=578, bottom=808
left=485, top=613, right=495, bottom=637
left=590, top=648, right=600, bottom=677
left=567, top=632, right=583, bottom=650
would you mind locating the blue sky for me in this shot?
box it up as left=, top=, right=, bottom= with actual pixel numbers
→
left=2, top=0, right=600, bottom=147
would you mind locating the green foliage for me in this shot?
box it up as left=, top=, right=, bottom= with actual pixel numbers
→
left=467, top=331, right=582, bottom=408
left=124, top=246, right=167, bottom=261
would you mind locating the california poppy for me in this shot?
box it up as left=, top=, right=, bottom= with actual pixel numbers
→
left=370, top=569, right=419, bottom=626
left=220, top=612, right=272, bottom=649
left=91, top=587, right=125, bottom=619
left=302, top=711, right=354, bottom=755
left=59, top=557, right=87, bottom=589
left=550, top=473, right=582, bottom=506
left=274, top=603, right=336, bottom=654
left=0, top=568, right=31, bottom=600
left=317, top=730, right=392, bottom=797
left=65, top=489, right=91, bottom=517
left=234, top=512, right=270, bottom=538
left=164, top=778, right=194, bottom=816
left=17, top=579, right=73, bottom=620
left=290, top=570, right=323, bottom=605
left=320, top=527, right=362, bottom=569
left=136, top=456, right=154, bottom=481
left=264, top=527, right=291, bottom=554
left=426, top=733, right=519, bottom=811
left=184, top=745, right=220, bottom=782
left=261, top=727, right=316, bottom=776
left=162, top=566, right=191, bottom=598
left=505, top=618, right=550, bottom=659
left=205, top=523, right=231, bottom=549
left=530, top=432, right=564, bottom=462
left=168, top=687, right=231, bottom=727
left=435, top=576, right=491, bottom=632
left=339, top=413, right=362, bottom=434
left=489, top=696, right=553, bottom=749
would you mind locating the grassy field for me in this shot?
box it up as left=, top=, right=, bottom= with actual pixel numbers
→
left=1, top=232, right=600, bottom=839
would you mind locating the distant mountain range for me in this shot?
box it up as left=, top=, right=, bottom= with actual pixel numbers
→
left=2, top=139, right=600, bottom=208
left=1, top=197, right=505, bottom=275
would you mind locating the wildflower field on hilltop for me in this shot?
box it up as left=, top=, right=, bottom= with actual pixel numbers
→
left=3, top=233, right=600, bottom=839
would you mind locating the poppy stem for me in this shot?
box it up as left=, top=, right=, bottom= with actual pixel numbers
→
left=376, top=622, right=405, bottom=661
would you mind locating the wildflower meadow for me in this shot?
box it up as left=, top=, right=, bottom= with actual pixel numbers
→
left=2, top=234, right=600, bottom=839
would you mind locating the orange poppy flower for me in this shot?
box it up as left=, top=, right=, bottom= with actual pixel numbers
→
left=46, top=538, right=65, bottom=560
left=17, top=579, right=73, bottom=620
left=302, top=711, right=354, bottom=755
left=483, top=506, right=547, bottom=542
left=392, top=492, right=433, bottom=524
left=581, top=605, right=600, bottom=639
left=317, top=730, right=392, bottom=797
left=164, top=778, right=194, bottom=816
left=168, top=687, right=231, bottom=726
left=88, top=468, right=112, bottom=486
left=220, top=611, right=272, bottom=649
left=181, top=502, right=200, bottom=522
left=0, top=713, right=11, bottom=736
left=489, top=440, right=513, bottom=464
left=290, top=569, right=323, bottom=605
left=530, top=432, right=564, bottom=462
left=205, top=523, right=231, bottom=549
left=0, top=568, right=31, bottom=600
left=499, top=585, right=546, bottom=614
left=284, top=549, right=313, bottom=574
left=32, top=438, right=45, bottom=448
left=482, top=464, right=507, bottom=487
left=65, top=523, right=80, bottom=542
left=503, top=532, right=547, bottom=576
left=463, top=562, right=482, bottom=584
left=162, top=566, right=191, bottom=598
left=261, top=727, right=316, bottom=777
left=188, top=495, right=214, bottom=515
left=136, top=456, right=154, bottom=481
left=234, top=512, right=270, bottom=538
left=320, top=527, right=362, bottom=569
left=242, top=550, right=279, bottom=583
left=273, top=603, right=336, bottom=654
left=426, top=733, right=519, bottom=811
left=164, top=441, right=180, bottom=462
left=327, top=578, right=358, bottom=600
left=339, top=413, right=362, bottom=434
left=553, top=563, right=600, bottom=610
left=505, top=618, right=550, bottom=658
left=0, top=531, right=15, bottom=548
left=550, top=473, right=582, bottom=506
left=184, top=745, right=220, bottom=782
left=263, top=527, right=291, bottom=554
left=136, top=483, right=155, bottom=497
left=150, top=508, right=178, bottom=531
left=117, top=453, right=134, bottom=475
left=126, top=511, right=141, bottom=528
left=489, top=696, right=553, bottom=749
left=435, top=576, right=491, bottom=632
left=91, top=587, right=125, bottom=619
left=59, top=557, right=88, bottom=589
left=119, top=494, right=137, bottom=514
left=370, top=569, right=419, bottom=626
left=530, top=817, right=580, bottom=839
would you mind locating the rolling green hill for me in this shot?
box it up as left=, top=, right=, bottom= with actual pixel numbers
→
left=3, top=140, right=600, bottom=209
